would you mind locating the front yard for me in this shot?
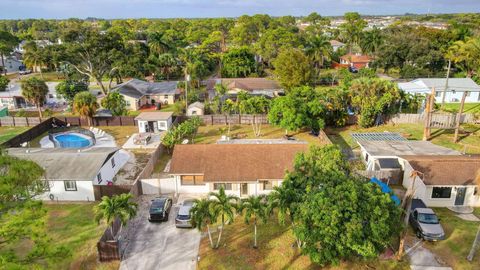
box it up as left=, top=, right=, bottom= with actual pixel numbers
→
left=195, top=124, right=326, bottom=145
left=0, top=126, right=29, bottom=144
left=326, top=123, right=480, bottom=154
left=198, top=215, right=409, bottom=270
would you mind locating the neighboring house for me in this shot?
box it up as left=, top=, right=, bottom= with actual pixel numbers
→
left=186, top=101, right=204, bottom=116
left=206, top=78, right=283, bottom=100
left=113, top=79, right=179, bottom=110
left=135, top=111, right=173, bottom=133
left=169, top=143, right=307, bottom=197
left=401, top=155, right=480, bottom=207
left=0, top=55, right=23, bottom=73
left=0, top=81, right=65, bottom=109
left=398, top=78, right=480, bottom=103
left=338, top=53, right=371, bottom=69
left=15, top=39, right=54, bottom=54
left=330, top=40, right=345, bottom=52
left=8, top=147, right=124, bottom=201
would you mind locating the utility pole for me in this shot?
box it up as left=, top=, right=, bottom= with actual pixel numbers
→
left=453, top=91, right=468, bottom=143
left=423, top=87, right=435, bottom=141
left=441, top=60, right=451, bottom=106
left=185, top=74, right=190, bottom=110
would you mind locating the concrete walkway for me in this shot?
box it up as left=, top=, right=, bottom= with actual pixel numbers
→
left=406, top=239, right=452, bottom=270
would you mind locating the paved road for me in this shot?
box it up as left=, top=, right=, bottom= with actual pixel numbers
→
left=120, top=196, right=201, bottom=270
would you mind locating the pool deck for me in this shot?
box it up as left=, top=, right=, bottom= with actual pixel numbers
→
left=40, top=132, right=117, bottom=148
left=122, top=132, right=163, bottom=150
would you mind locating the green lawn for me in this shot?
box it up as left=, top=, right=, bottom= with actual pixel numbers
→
left=195, top=124, right=325, bottom=145
left=0, top=126, right=29, bottom=144
left=98, top=125, right=138, bottom=146
left=440, top=103, right=480, bottom=114
left=198, top=214, right=409, bottom=270
left=422, top=208, right=480, bottom=270
left=326, top=123, right=480, bottom=154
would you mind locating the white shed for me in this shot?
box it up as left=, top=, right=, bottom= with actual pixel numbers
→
left=186, top=102, right=205, bottom=116
left=135, top=111, right=173, bottom=133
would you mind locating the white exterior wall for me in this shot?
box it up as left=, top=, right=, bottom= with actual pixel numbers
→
left=94, top=151, right=124, bottom=185
left=137, top=117, right=172, bottom=133
left=39, top=180, right=95, bottom=201
left=404, top=90, right=480, bottom=103
left=186, top=107, right=204, bottom=116
left=1, top=57, right=22, bottom=73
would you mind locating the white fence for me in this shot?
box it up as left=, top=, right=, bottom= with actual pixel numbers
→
left=387, top=113, right=479, bottom=127
left=141, top=178, right=176, bottom=195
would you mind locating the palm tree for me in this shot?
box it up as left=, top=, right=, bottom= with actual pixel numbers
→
left=238, top=195, right=268, bottom=248
left=21, top=77, right=49, bottom=118
left=148, top=32, right=171, bottom=56
left=23, top=42, right=46, bottom=79
left=305, top=34, right=332, bottom=73
left=73, top=91, right=98, bottom=126
left=209, top=186, right=239, bottom=248
left=94, top=193, right=138, bottom=240
left=157, top=53, right=177, bottom=80
left=190, top=198, right=217, bottom=248
left=360, top=27, right=383, bottom=57
left=268, top=185, right=302, bottom=247
left=467, top=170, right=480, bottom=261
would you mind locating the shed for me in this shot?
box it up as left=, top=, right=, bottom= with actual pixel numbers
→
left=186, top=102, right=205, bottom=116
left=135, top=111, right=174, bottom=133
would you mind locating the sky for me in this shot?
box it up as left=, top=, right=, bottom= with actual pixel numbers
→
left=1, top=0, right=480, bottom=19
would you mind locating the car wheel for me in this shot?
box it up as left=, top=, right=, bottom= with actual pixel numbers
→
left=416, top=230, right=422, bottom=239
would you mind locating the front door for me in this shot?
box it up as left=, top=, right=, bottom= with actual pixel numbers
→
left=455, top=187, right=467, bottom=206
left=240, top=183, right=248, bottom=197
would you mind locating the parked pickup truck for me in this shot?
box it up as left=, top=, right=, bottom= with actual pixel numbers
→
left=409, top=199, right=445, bottom=241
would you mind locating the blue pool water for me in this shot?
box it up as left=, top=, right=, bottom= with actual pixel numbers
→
left=54, top=133, right=92, bottom=148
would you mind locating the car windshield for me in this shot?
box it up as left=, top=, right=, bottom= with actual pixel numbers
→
left=418, top=213, right=439, bottom=224
left=177, top=214, right=190, bottom=220
left=150, top=200, right=165, bottom=211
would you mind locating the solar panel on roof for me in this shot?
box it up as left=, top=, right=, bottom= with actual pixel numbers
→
left=351, top=132, right=407, bottom=142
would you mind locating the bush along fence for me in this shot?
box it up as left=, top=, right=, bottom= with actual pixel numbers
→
left=96, top=144, right=165, bottom=262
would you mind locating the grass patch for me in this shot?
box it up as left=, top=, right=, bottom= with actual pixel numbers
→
left=45, top=203, right=119, bottom=270
left=422, top=208, right=480, bottom=270
left=98, top=125, right=138, bottom=146
left=326, top=123, right=480, bottom=154
left=153, top=152, right=172, bottom=175
left=198, top=214, right=409, bottom=270
left=440, top=103, right=480, bottom=114
left=195, top=124, right=324, bottom=145
left=0, top=126, right=29, bottom=144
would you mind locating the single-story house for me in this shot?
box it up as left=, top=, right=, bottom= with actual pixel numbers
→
left=339, top=53, right=371, bottom=69
left=186, top=101, right=205, bottom=116
left=8, top=147, right=124, bottom=201
left=398, top=78, right=480, bottom=103
left=135, top=111, right=173, bottom=133
left=401, top=155, right=480, bottom=207
left=330, top=40, right=345, bottom=52
left=206, top=78, right=283, bottom=100
left=1, top=55, right=23, bottom=73
left=113, top=79, right=180, bottom=110
left=0, top=81, right=66, bottom=109
left=169, top=143, right=307, bottom=197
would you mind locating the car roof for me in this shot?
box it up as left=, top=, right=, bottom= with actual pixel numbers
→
left=152, top=197, right=170, bottom=204
left=415, top=208, right=435, bottom=214
left=182, top=199, right=195, bottom=206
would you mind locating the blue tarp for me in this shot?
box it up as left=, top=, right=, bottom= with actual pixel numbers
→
left=370, top=177, right=401, bottom=206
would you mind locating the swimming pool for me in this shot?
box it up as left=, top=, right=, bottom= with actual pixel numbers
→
left=54, top=133, right=93, bottom=148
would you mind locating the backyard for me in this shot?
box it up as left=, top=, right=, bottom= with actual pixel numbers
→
left=198, top=214, right=409, bottom=270
left=326, top=123, right=480, bottom=154
left=0, top=126, right=29, bottom=144
left=440, top=103, right=480, bottom=114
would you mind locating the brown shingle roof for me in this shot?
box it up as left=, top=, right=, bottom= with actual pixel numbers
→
left=340, top=54, right=371, bottom=63
left=169, top=144, right=308, bottom=182
left=401, top=155, right=480, bottom=186
left=206, top=78, right=281, bottom=91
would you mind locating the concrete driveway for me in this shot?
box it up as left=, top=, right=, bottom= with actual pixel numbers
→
left=120, top=195, right=201, bottom=270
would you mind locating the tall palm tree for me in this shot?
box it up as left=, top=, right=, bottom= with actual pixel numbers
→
left=268, top=185, right=302, bottom=247
left=238, top=195, right=268, bottom=248
left=21, top=77, right=48, bottom=118
left=73, top=91, right=99, bottom=126
left=23, top=42, right=46, bottom=79
left=190, top=198, right=217, bottom=248
left=305, top=35, right=332, bottom=81
left=360, top=27, right=383, bottom=57
left=94, top=193, right=138, bottom=240
left=209, top=186, right=239, bottom=248
left=148, top=32, right=171, bottom=56
left=157, top=53, right=177, bottom=80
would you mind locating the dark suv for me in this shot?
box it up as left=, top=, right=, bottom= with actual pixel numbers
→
left=148, top=197, right=172, bottom=222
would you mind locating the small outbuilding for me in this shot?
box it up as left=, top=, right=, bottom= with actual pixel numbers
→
left=186, top=102, right=205, bottom=116
left=135, top=111, right=173, bottom=133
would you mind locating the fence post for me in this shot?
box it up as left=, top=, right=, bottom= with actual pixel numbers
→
left=12, top=117, right=15, bottom=127
left=119, top=117, right=122, bottom=126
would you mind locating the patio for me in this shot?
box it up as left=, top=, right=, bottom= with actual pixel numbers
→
left=122, top=132, right=164, bottom=150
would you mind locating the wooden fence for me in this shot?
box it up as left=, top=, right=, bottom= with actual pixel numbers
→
left=55, top=116, right=137, bottom=127
left=196, top=114, right=269, bottom=125
left=356, top=169, right=403, bottom=185
left=1, top=117, right=67, bottom=147
left=0, top=116, right=46, bottom=127
left=387, top=113, right=479, bottom=127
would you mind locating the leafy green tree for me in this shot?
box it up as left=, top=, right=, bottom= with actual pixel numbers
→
left=339, top=12, right=367, bottom=53
left=221, top=47, right=256, bottom=78
left=238, top=195, right=269, bottom=248
left=0, top=153, right=71, bottom=268
left=21, top=77, right=48, bottom=118
left=101, top=92, right=127, bottom=116
left=149, top=32, right=171, bottom=55
left=208, top=187, right=239, bottom=248
left=190, top=198, right=217, bottom=248
left=360, top=27, right=384, bottom=56
left=94, top=193, right=138, bottom=240
left=255, top=27, right=300, bottom=65
left=305, top=35, right=333, bottom=80
left=272, top=48, right=312, bottom=89
left=156, top=53, right=177, bottom=80
left=0, top=31, right=19, bottom=75
left=447, top=37, right=480, bottom=78
left=161, top=117, right=202, bottom=150
left=55, top=80, right=88, bottom=104
left=350, top=78, right=400, bottom=127
left=23, top=41, right=47, bottom=78
left=73, top=91, right=98, bottom=126
left=0, top=75, right=9, bottom=91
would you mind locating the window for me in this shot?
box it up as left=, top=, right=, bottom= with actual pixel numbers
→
left=64, top=181, right=77, bottom=191
left=435, top=91, right=441, bottom=97
left=158, top=121, right=166, bottom=128
left=432, top=187, right=452, bottom=199
left=111, top=158, right=115, bottom=168
left=126, top=100, right=131, bottom=106
left=191, top=110, right=197, bottom=115
left=164, top=95, right=168, bottom=99
left=48, top=94, right=54, bottom=98
left=181, top=175, right=205, bottom=186
left=214, top=183, right=232, bottom=190
left=261, top=181, right=273, bottom=190
left=97, top=173, right=102, bottom=184
left=474, top=187, right=478, bottom=196
left=40, top=181, right=50, bottom=191
left=466, top=91, right=471, bottom=97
